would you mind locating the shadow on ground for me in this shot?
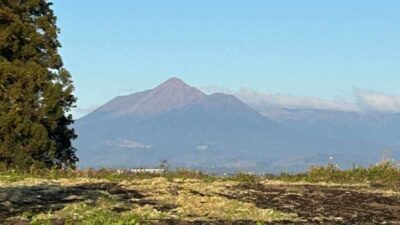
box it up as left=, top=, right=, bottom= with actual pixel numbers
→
left=0, top=182, right=150, bottom=224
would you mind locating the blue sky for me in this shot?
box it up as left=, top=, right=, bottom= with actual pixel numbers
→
left=52, top=1, right=400, bottom=117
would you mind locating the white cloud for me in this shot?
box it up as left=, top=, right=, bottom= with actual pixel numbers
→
left=236, top=88, right=359, bottom=112
left=355, top=89, right=400, bottom=113
left=104, top=138, right=151, bottom=150
left=196, top=144, right=209, bottom=151
left=200, top=86, right=400, bottom=113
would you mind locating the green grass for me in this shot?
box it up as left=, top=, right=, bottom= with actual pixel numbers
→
left=225, top=172, right=261, bottom=184
left=30, top=204, right=141, bottom=225
left=26, top=194, right=144, bottom=224
left=276, top=160, right=400, bottom=185
left=1, top=160, right=400, bottom=185
left=0, top=167, right=216, bottom=183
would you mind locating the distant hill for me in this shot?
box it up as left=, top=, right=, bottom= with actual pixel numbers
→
left=74, top=78, right=400, bottom=172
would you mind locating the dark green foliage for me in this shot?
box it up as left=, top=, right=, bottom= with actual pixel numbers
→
left=0, top=0, right=77, bottom=169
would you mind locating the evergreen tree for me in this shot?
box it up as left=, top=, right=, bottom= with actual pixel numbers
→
left=0, top=0, right=78, bottom=169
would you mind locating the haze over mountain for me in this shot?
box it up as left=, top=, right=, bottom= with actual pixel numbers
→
left=74, top=78, right=400, bottom=172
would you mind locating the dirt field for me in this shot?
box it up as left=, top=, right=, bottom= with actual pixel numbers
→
left=225, top=182, right=400, bottom=224
left=1, top=178, right=399, bottom=224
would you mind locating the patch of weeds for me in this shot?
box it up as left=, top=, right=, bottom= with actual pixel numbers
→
left=164, top=169, right=217, bottom=182
left=275, top=160, right=400, bottom=185
left=32, top=202, right=141, bottom=225
left=0, top=167, right=219, bottom=184
left=130, top=205, right=171, bottom=220
left=30, top=210, right=54, bottom=225
left=228, top=172, right=260, bottom=185
left=21, top=211, right=34, bottom=220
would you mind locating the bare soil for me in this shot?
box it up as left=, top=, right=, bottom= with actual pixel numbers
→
left=222, top=183, right=400, bottom=224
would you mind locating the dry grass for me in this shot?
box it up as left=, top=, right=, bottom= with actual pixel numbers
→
left=2, top=163, right=400, bottom=224
left=125, top=178, right=296, bottom=221
left=1, top=176, right=297, bottom=224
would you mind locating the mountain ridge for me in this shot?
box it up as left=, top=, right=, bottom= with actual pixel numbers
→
left=93, top=77, right=206, bottom=116
left=74, top=77, right=400, bottom=172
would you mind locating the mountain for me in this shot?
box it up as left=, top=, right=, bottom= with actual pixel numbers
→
left=96, top=77, right=206, bottom=116
left=74, top=78, right=400, bottom=172
left=244, top=105, right=400, bottom=148
left=239, top=105, right=400, bottom=168
left=76, top=78, right=289, bottom=171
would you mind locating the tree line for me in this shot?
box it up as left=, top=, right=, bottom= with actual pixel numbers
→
left=0, top=0, right=77, bottom=170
